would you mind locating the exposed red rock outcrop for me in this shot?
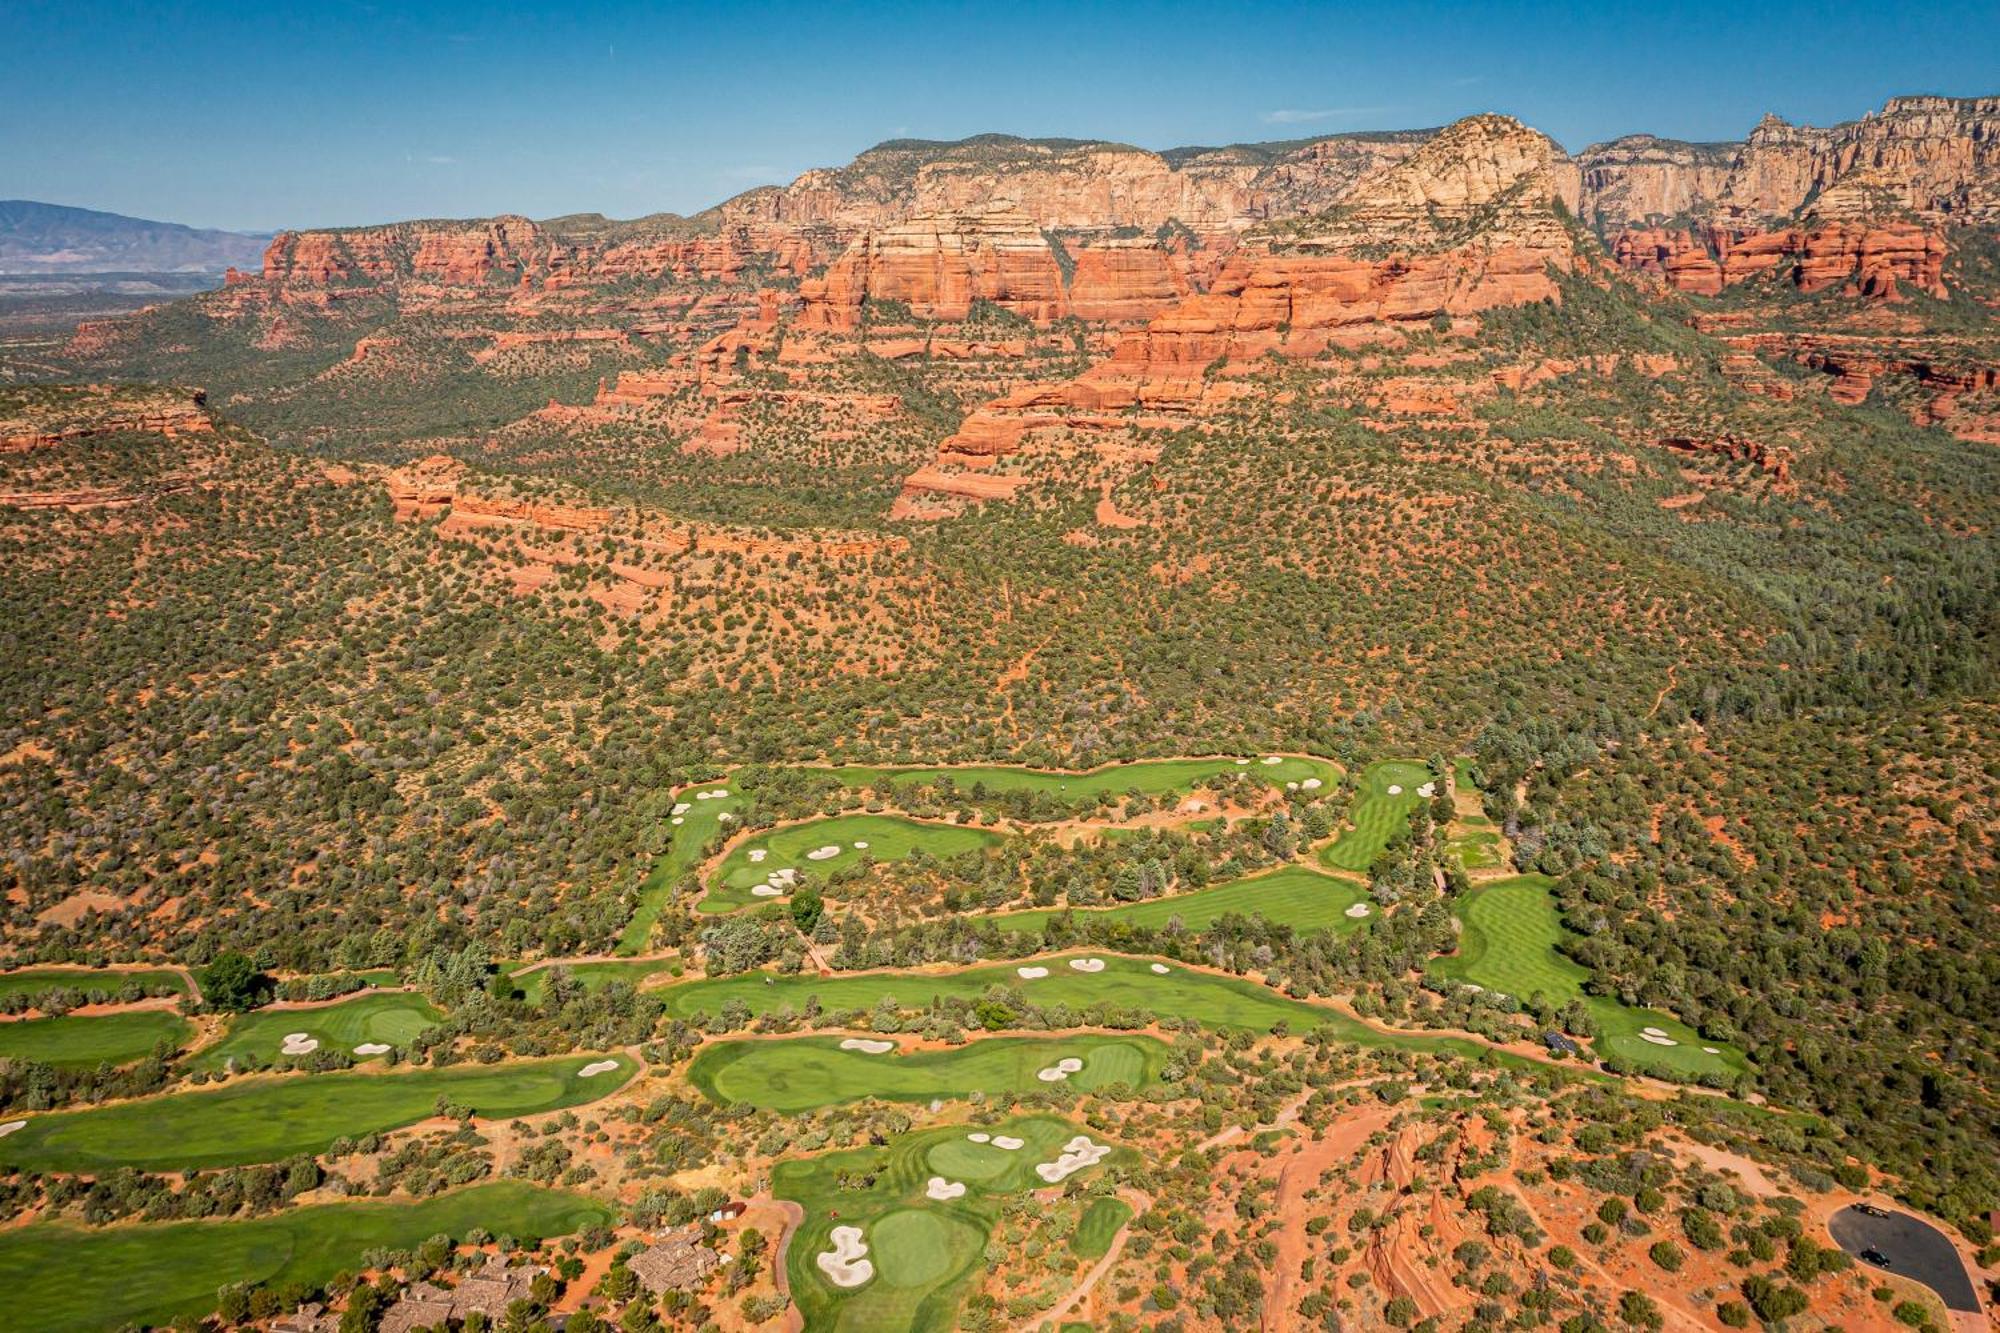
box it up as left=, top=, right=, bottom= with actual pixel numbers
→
left=1657, top=433, right=1793, bottom=482
left=1, top=387, right=214, bottom=453
left=1612, top=221, right=1946, bottom=299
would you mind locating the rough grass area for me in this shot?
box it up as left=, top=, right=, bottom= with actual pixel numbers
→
left=504, top=958, right=679, bottom=1006
left=990, top=864, right=1367, bottom=935
left=777, top=1114, right=1130, bottom=1332
left=703, top=814, right=1004, bottom=913
left=1321, top=760, right=1434, bottom=872
left=1072, top=1195, right=1133, bottom=1259
left=0, top=1182, right=609, bottom=1333
left=0, top=968, right=187, bottom=1003
left=0, top=1010, right=189, bottom=1068
left=0, top=1053, right=635, bottom=1173
left=1431, top=876, right=1748, bottom=1081
left=191, top=992, right=441, bottom=1071
left=620, top=780, right=741, bottom=953
left=686, top=1034, right=1168, bottom=1112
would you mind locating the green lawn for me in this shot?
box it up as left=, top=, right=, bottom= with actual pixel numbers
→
left=1448, top=823, right=1505, bottom=870
left=620, top=779, right=742, bottom=953
left=1072, top=1196, right=1133, bottom=1259
left=505, top=959, right=680, bottom=1006
left=777, top=1114, right=1130, bottom=1332
left=0, top=1053, right=635, bottom=1173
left=990, top=864, right=1368, bottom=936
left=191, top=992, right=442, bottom=1071
left=0, top=1182, right=610, bottom=1333
left=687, top=1034, right=1168, bottom=1112
left=0, top=967, right=187, bottom=1004
left=0, top=1010, right=189, bottom=1068
left=1321, top=760, right=1435, bottom=872
left=1431, top=876, right=1748, bottom=1081
left=703, top=814, right=1004, bottom=914
left=820, top=755, right=1340, bottom=807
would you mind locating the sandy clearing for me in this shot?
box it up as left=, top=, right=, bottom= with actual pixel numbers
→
left=839, top=1037, right=895, bottom=1054
left=578, top=1059, right=620, bottom=1077
left=816, top=1225, right=873, bottom=1288
left=1035, top=1135, right=1110, bottom=1183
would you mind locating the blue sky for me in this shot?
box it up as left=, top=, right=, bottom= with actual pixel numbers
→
left=4, top=0, right=1993, bottom=231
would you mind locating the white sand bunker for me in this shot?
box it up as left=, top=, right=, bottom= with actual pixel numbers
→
left=992, top=1135, right=1025, bottom=1151
left=925, top=1177, right=967, bottom=1201
left=280, top=1033, right=319, bottom=1056
left=1301, top=778, right=1322, bottom=791
left=1286, top=781, right=1298, bottom=791
left=1234, top=758, right=1250, bottom=766
left=672, top=803, right=691, bottom=815
left=1386, top=784, right=1403, bottom=796
left=1462, top=983, right=1484, bottom=994
left=816, top=1226, right=873, bottom=1289
left=806, top=845, right=842, bottom=861
left=853, top=840, right=869, bottom=850
left=353, top=1042, right=391, bottom=1056
left=1345, top=902, right=1372, bottom=918
left=747, top=848, right=767, bottom=862
left=693, top=789, right=730, bottom=801
left=1418, top=781, right=1437, bottom=797
left=1150, top=963, right=1171, bottom=974
left=839, top=1038, right=895, bottom=1054
left=1036, top=1135, right=1110, bottom=1183
left=751, top=885, right=784, bottom=897
left=578, top=1059, right=621, bottom=1077
left=1068, top=958, right=1106, bottom=973
left=967, top=1132, right=992, bottom=1143
left=1639, top=1033, right=1680, bottom=1047
left=1702, top=1046, right=1721, bottom=1055
left=671, top=817, right=684, bottom=826
left=718, top=812, right=735, bottom=822
left=1036, top=1057, right=1086, bottom=1083
left=0, top=1119, right=25, bottom=1139
left=1017, top=966, right=1049, bottom=979
left=1262, top=756, right=1282, bottom=766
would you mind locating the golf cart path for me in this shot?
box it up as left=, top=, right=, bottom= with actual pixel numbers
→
left=1010, top=1185, right=1151, bottom=1332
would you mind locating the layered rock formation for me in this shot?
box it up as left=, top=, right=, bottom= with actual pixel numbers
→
left=1612, top=221, right=1947, bottom=298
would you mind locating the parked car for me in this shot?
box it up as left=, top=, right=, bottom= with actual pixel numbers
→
left=1861, top=1248, right=1892, bottom=1267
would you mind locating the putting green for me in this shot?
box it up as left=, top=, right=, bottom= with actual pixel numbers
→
left=778, top=1114, right=1128, bottom=1332
left=0, top=1010, right=189, bottom=1068
left=1431, top=876, right=1747, bottom=1081
left=0, top=1052, right=635, bottom=1173
left=687, top=1034, right=1167, bottom=1112
left=703, top=814, right=1004, bottom=913
left=822, top=755, right=1339, bottom=809
left=621, top=780, right=742, bottom=953
left=192, top=991, right=441, bottom=1071
left=1321, top=760, right=1435, bottom=872
left=924, top=1136, right=1019, bottom=1181
left=991, top=864, right=1368, bottom=936
left=0, top=1182, right=609, bottom=1333
left=0, top=968, right=187, bottom=1004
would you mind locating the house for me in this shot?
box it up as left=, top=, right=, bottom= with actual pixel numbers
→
left=708, top=1200, right=747, bottom=1222
left=272, top=1304, right=338, bottom=1333
left=629, top=1228, right=722, bottom=1294
left=379, top=1257, right=545, bottom=1333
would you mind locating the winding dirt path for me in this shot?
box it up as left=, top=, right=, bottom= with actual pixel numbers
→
left=1011, top=1186, right=1151, bottom=1332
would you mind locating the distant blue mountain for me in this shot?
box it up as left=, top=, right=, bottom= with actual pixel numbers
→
left=0, top=200, right=270, bottom=274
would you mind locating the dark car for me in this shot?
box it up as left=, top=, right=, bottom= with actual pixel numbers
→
left=1861, top=1248, right=1892, bottom=1268
left=1856, top=1203, right=1889, bottom=1218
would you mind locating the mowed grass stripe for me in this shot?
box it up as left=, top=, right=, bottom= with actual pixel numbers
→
left=687, top=1034, right=1168, bottom=1112
left=0, top=1010, right=190, bottom=1068
left=0, top=968, right=188, bottom=1003
left=990, top=865, right=1367, bottom=935
left=0, top=1053, right=634, bottom=1173
left=192, top=991, right=441, bottom=1071
left=704, top=814, right=1004, bottom=914
left=1321, top=760, right=1434, bottom=872
left=821, top=755, right=1338, bottom=803
left=0, top=1182, right=610, bottom=1333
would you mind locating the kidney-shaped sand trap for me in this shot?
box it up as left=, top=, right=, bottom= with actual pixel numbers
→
left=1301, top=777, right=1323, bottom=791
left=806, top=845, right=842, bottom=861
left=1068, top=958, right=1106, bottom=973
left=816, top=1225, right=873, bottom=1288
left=839, top=1037, right=895, bottom=1054
left=578, top=1059, right=621, bottom=1077
left=966, top=1132, right=991, bottom=1144
left=1016, top=965, right=1049, bottom=979
left=280, top=1033, right=319, bottom=1056
left=1035, top=1134, right=1110, bottom=1183
left=1345, top=902, right=1372, bottom=918
left=1036, top=1057, right=1086, bottom=1083
left=1639, top=1032, right=1680, bottom=1047
left=991, top=1134, right=1025, bottom=1151
left=925, top=1176, right=967, bottom=1201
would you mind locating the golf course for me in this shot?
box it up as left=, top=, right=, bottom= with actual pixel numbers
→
left=777, top=1114, right=1131, bottom=1331
left=1320, top=760, right=1435, bottom=872
left=702, top=813, right=1004, bottom=913
left=0, top=1182, right=610, bottom=1333
left=0, top=968, right=188, bottom=1004
left=191, top=991, right=442, bottom=1071
left=687, top=1033, right=1168, bottom=1111
left=506, top=957, right=681, bottom=1006
left=619, top=780, right=743, bottom=952
left=991, top=864, right=1369, bottom=936
left=0, top=1009, right=189, bottom=1068
left=820, top=754, right=1340, bottom=805
left=1431, top=876, right=1748, bottom=1080
left=0, top=1052, right=635, bottom=1173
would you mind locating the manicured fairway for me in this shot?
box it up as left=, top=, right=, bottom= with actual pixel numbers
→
left=1448, top=822, right=1505, bottom=870
left=0, top=1181, right=610, bottom=1333
left=0, top=967, right=187, bottom=1004
left=777, top=1114, right=1130, bottom=1332
left=1432, top=876, right=1747, bottom=1080
left=703, top=814, right=1004, bottom=913
left=191, top=991, right=442, bottom=1071
left=687, top=1034, right=1168, bottom=1111
left=991, top=865, right=1368, bottom=936
left=507, top=958, right=679, bottom=1006
left=0, top=1052, right=635, bottom=1173
left=1321, top=760, right=1435, bottom=872
left=1073, top=1196, right=1134, bottom=1258
left=620, top=779, right=742, bottom=953
left=0, top=1010, right=189, bottom=1068
left=820, top=755, right=1341, bottom=807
